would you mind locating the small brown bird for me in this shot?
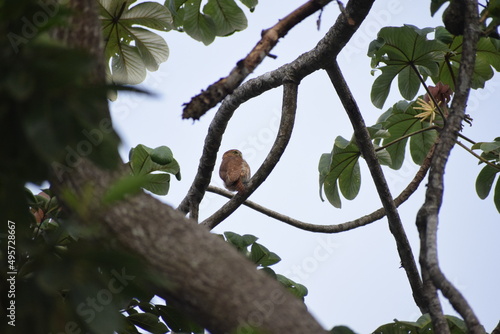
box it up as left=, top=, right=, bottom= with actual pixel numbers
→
left=219, top=149, right=251, bottom=192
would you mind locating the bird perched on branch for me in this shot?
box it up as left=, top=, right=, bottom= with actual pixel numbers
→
left=219, top=149, right=251, bottom=193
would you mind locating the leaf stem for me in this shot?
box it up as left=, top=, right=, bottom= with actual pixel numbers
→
left=409, top=63, right=447, bottom=122
left=456, top=140, right=500, bottom=170
left=375, top=125, right=440, bottom=152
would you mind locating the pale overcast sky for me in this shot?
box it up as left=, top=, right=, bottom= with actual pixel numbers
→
left=111, top=1, right=500, bottom=332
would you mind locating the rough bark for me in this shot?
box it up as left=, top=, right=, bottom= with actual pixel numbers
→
left=416, top=0, right=485, bottom=332
left=53, top=161, right=328, bottom=334
left=48, top=0, right=329, bottom=333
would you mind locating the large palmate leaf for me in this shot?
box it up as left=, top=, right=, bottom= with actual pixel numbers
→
left=128, top=144, right=181, bottom=195
left=368, top=25, right=449, bottom=108
left=378, top=100, right=438, bottom=170
left=373, top=314, right=468, bottom=334
left=319, top=136, right=361, bottom=208
left=434, top=27, right=500, bottom=90
left=319, top=129, right=391, bottom=208
left=98, top=0, right=172, bottom=85
left=165, top=0, right=249, bottom=45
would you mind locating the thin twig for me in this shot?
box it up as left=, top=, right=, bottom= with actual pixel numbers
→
left=324, top=59, right=427, bottom=313
left=177, top=0, right=376, bottom=215
left=202, top=81, right=299, bottom=229
left=182, top=0, right=334, bottom=120
left=456, top=140, right=500, bottom=170
left=206, top=144, right=434, bottom=233
left=416, top=0, right=485, bottom=332
left=457, top=132, right=476, bottom=145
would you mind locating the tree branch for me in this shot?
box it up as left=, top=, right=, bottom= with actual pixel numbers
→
left=202, top=81, right=299, bottom=229
left=53, top=160, right=329, bottom=334
left=177, top=0, right=376, bottom=215
left=324, top=59, right=428, bottom=313
left=206, top=144, right=433, bottom=233
left=47, top=1, right=332, bottom=333
left=456, top=140, right=500, bottom=170
left=416, top=0, right=485, bottom=332
left=182, top=0, right=335, bottom=120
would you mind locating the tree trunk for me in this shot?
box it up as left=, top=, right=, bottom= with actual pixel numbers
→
left=49, top=1, right=329, bottom=333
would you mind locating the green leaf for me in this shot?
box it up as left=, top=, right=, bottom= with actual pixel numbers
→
left=183, top=0, right=216, bottom=45
left=143, top=173, right=171, bottom=195
left=129, top=27, right=169, bottom=72
left=375, top=146, right=392, bottom=166
left=129, top=144, right=180, bottom=176
left=433, top=29, right=500, bottom=90
left=409, top=124, right=438, bottom=166
left=276, top=274, right=308, bottom=300
left=477, top=140, right=500, bottom=153
left=430, top=0, right=449, bottom=16
left=372, top=321, right=419, bottom=334
left=259, top=267, right=277, bottom=279
left=414, top=313, right=432, bottom=327
left=224, top=231, right=258, bottom=250
left=494, top=177, right=500, bottom=213
left=98, top=0, right=171, bottom=85
left=102, top=174, right=149, bottom=205
left=445, top=315, right=468, bottom=334
left=121, top=2, right=173, bottom=31
left=250, top=243, right=281, bottom=267
left=157, top=305, right=204, bottom=333
left=325, top=179, right=342, bottom=208
left=150, top=146, right=174, bottom=165
left=475, top=165, right=498, bottom=199
left=321, top=136, right=361, bottom=208
left=330, top=325, right=358, bottom=334
left=381, top=100, right=437, bottom=169
left=128, top=144, right=180, bottom=195
left=127, top=312, right=169, bottom=334
left=111, top=43, right=147, bottom=84
left=318, top=153, right=332, bottom=202
left=240, top=0, right=258, bottom=11
left=369, top=25, right=449, bottom=108
left=204, top=0, right=248, bottom=36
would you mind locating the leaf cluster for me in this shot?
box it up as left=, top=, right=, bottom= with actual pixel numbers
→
left=98, top=0, right=173, bottom=85
left=165, top=0, right=256, bottom=45
left=320, top=25, right=500, bottom=211
left=223, top=231, right=308, bottom=300
left=0, top=0, right=121, bottom=232
left=126, top=144, right=181, bottom=197
left=474, top=138, right=500, bottom=212
left=372, top=313, right=469, bottom=334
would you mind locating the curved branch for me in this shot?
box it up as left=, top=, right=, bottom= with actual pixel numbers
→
left=456, top=140, right=500, bottom=170
left=47, top=1, right=330, bottom=332
left=177, top=0, right=376, bottom=214
left=182, top=0, right=335, bottom=120
left=416, top=0, right=484, bottom=332
left=206, top=145, right=433, bottom=233
left=324, top=60, right=427, bottom=313
left=202, top=81, right=299, bottom=229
